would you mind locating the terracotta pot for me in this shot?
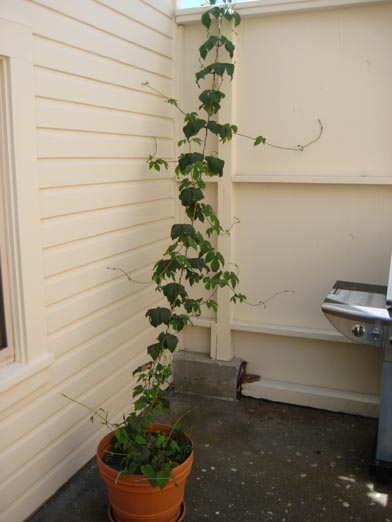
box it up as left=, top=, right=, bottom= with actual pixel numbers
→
left=97, top=424, right=193, bottom=522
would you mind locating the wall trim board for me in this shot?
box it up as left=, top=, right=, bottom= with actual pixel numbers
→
left=176, top=0, right=391, bottom=24
left=231, top=175, right=392, bottom=185
left=242, top=378, right=379, bottom=417
left=191, top=317, right=348, bottom=343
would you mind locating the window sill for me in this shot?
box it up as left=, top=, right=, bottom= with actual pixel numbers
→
left=0, top=353, right=54, bottom=412
left=175, top=0, right=390, bottom=24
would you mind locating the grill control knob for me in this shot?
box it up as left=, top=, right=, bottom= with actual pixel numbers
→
left=372, top=329, right=381, bottom=341
left=352, top=324, right=365, bottom=337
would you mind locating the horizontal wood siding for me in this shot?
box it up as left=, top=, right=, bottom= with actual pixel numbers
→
left=0, top=1, right=176, bottom=521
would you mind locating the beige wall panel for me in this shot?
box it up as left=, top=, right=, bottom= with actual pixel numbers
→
left=0, top=0, right=177, bottom=519
left=179, top=2, right=391, bottom=412
left=43, top=220, right=172, bottom=276
left=0, top=0, right=30, bottom=25
left=96, top=0, right=174, bottom=36
left=29, top=3, right=173, bottom=78
left=233, top=184, right=392, bottom=329
left=38, top=158, right=172, bottom=188
left=37, top=130, right=173, bottom=159
left=141, top=0, right=174, bottom=17
left=0, top=314, right=154, bottom=452
left=35, top=68, right=173, bottom=119
left=40, top=179, right=173, bottom=218
left=0, top=334, right=154, bottom=521
left=234, top=331, right=383, bottom=396
left=33, top=36, right=173, bottom=95
left=183, top=325, right=210, bottom=354
left=30, top=0, right=173, bottom=57
left=1, top=408, right=126, bottom=522
left=47, top=287, right=161, bottom=357
left=48, top=312, right=153, bottom=386
left=46, top=266, right=154, bottom=333
left=41, top=199, right=173, bottom=247
left=36, top=99, right=173, bottom=139
left=45, top=239, right=168, bottom=305
left=0, top=326, right=154, bottom=486
left=235, top=4, right=392, bottom=177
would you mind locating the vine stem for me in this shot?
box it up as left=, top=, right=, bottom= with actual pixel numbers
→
left=245, top=290, right=295, bottom=308
left=107, top=267, right=152, bottom=285
left=61, top=393, right=118, bottom=431
left=237, top=119, right=323, bottom=152
left=142, top=82, right=186, bottom=116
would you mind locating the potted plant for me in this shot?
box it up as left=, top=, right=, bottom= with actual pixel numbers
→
left=64, top=1, right=322, bottom=521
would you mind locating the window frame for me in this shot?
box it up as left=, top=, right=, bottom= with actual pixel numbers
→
left=0, top=18, right=53, bottom=411
left=0, top=57, right=16, bottom=367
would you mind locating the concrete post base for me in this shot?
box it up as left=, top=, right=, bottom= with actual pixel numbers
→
left=173, top=351, right=243, bottom=400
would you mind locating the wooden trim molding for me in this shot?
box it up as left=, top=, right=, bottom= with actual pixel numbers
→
left=0, top=17, right=53, bottom=409
left=176, top=0, right=391, bottom=24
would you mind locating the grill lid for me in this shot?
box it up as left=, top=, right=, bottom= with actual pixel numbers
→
left=322, top=280, right=392, bottom=348
left=323, top=281, right=389, bottom=323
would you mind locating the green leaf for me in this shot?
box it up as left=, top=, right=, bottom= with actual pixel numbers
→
left=134, top=396, right=148, bottom=411
left=206, top=299, right=218, bottom=312
left=254, top=135, right=266, bottom=146
left=216, top=252, right=225, bottom=265
left=148, top=158, right=169, bottom=172
left=125, top=461, right=138, bottom=475
left=140, top=464, right=156, bottom=486
left=170, top=313, right=191, bottom=332
left=155, top=464, right=173, bottom=489
left=158, top=332, right=178, bottom=353
left=225, top=63, right=235, bottom=80
left=184, top=111, right=198, bottom=123
left=209, top=6, right=222, bottom=19
left=199, top=89, right=225, bottom=115
left=145, top=307, right=172, bottom=327
left=147, top=342, right=162, bottom=361
left=223, top=10, right=233, bottom=22
left=153, top=259, right=181, bottom=282
left=178, top=152, right=204, bottom=173
left=135, top=434, right=147, bottom=445
left=199, top=35, right=218, bottom=60
left=183, top=118, right=207, bottom=139
left=224, top=39, right=235, bottom=59
left=171, top=223, right=196, bottom=240
left=195, top=64, right=213, bottom=86
left=201, top=11, right=211, bottom=30
left=179, top=187, right=204, bottom=207
left=189, top=258, right=205, bottom=271
left=184, top=298, right=202, bottom=316
left=206, top=156, right=225, bottom=176
left=132, top=385, right=144, bottom=397
left=211, top=259, right=219, bottom=272
left=207, top=120, right=222, bottom=136
left=162, top=283, right=187, bottom=305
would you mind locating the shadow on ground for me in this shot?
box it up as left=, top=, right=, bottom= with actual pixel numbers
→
left=28, top=392, right=392, bottom=522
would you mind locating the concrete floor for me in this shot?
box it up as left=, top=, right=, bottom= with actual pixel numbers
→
left=28, top=392, right=392, bottom=522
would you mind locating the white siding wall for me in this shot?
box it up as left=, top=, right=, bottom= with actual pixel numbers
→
left=179, top=2, right=392, bottom=415
left=0, top=1, right=176, bottom=521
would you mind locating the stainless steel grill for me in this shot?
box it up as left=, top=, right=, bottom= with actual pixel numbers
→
left=322, top=261, right=392, bottom=472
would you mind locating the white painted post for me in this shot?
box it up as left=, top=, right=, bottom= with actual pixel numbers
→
left=213, top=24, right=237, bottom=361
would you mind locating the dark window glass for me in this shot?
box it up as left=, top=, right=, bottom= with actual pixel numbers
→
left=0, top=264, right=7, bottom=349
